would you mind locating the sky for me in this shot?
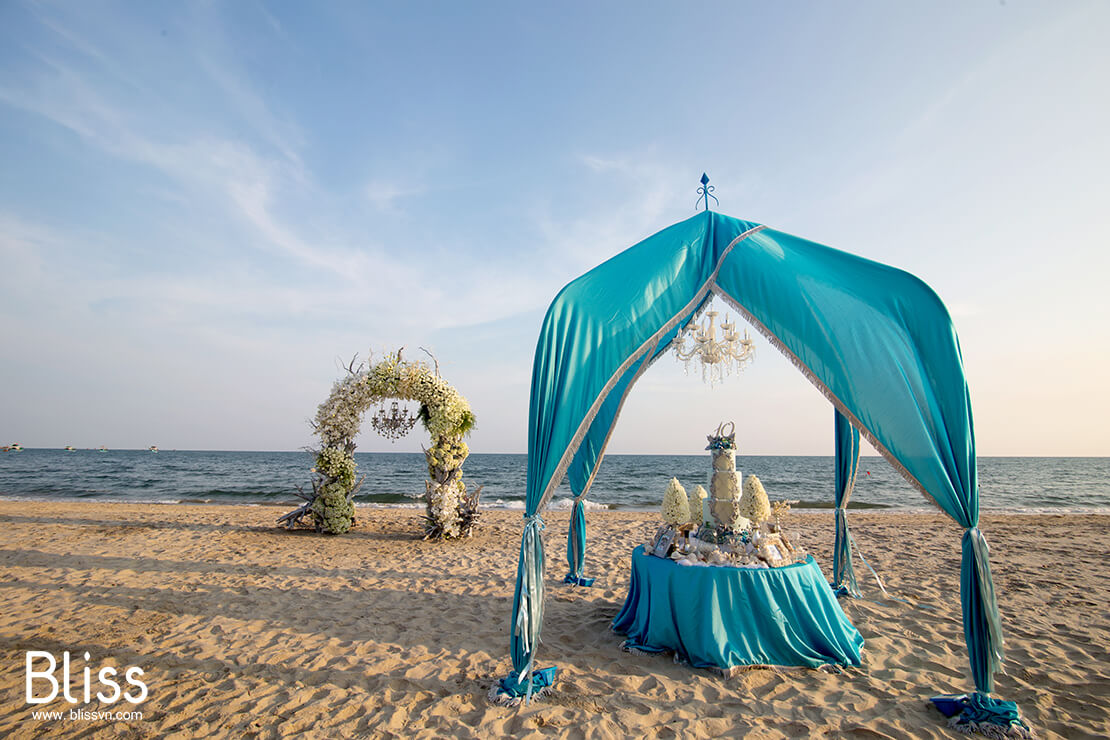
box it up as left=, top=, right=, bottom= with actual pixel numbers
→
left=1, top=1, right=1108, bottom=456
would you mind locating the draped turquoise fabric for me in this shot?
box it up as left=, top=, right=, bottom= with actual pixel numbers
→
left=563, top=499, right=594, bottom=586
left=832, top=410, right=861, bottom=597
left=507, top=209, right=1005, bottom=700
left=529, top=214, right=753, bottom=510
left=712, top=226, right=976, bottom=520
left=564, top=319, right=698, bottom=499
left=561, top=326, right=684, bottom=589
left=613, top=547, right=863, bottom=669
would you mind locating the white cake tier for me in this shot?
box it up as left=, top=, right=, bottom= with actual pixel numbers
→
left=708, top=494, right=752, bottom=531
left=711, top=448, right=736, bottom=472
left=709, top=470, right=742, bottom=501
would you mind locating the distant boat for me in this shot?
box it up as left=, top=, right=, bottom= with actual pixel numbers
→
left=149, top=446, right=159, bottom=453
left=97, top=446, right=108, bottom=452
left=8, top=443, right=23, bottom=451
left=64, top=445, right=76, bottom=452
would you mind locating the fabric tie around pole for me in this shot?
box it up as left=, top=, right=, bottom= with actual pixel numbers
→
left=492, top=514, right=558, bottom=706
left=515, top=514, right=546, bottom=701
left=934, top=529, right=1030, bottom=736
left=962, top=526, right=1005, bottom=691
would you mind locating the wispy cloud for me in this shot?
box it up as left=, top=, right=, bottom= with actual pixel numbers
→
left=0, top=47, right=372, bottom=285
left=534, top=152, right=688, bottom=270
left=364, top=180, right=427, bottom=213
left=195, top=53, right=306, bottom=168
left=1, top=16, right=696, bottom=338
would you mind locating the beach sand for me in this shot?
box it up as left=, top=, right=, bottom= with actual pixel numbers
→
left=0, top=502, right=1107, bottom=739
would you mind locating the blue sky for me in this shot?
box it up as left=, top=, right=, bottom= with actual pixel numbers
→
left=1, top=1, right=1107, bottom=455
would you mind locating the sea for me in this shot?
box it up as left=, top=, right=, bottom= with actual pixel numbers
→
left=1, top=449, right=1108, bottom=514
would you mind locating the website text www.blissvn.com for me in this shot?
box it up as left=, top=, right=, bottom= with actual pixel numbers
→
left=31, top=708, right=144, bottom=722
left=24, top=650, right=147, bottom=723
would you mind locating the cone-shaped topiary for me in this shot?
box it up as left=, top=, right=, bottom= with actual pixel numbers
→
left=662, top=477, right=690, bottom=525
left=689, top=484, right=708, bottom=526
left=740, top=474, right=772, bottom=526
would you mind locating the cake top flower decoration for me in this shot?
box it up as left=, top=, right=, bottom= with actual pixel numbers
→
left=706, top=421, right=737, bottom=451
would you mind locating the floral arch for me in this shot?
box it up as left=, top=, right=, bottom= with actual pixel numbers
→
left=280, top=350, right=479, bottom=538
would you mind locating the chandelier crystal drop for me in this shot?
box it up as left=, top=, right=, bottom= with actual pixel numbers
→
left=673, top=308, right=756, bottom=386
left=370, top=401, right=419, bottom=441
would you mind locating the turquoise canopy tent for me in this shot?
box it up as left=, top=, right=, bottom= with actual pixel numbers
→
left=496, top=209, right=1021, bottom=730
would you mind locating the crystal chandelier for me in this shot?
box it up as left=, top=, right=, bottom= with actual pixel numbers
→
left=370, top=401, right=418, bottom=441
left=673, top=308, right=756, bottom=385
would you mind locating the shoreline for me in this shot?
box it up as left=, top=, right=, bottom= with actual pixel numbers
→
left=1, top=502, right=1107, bottom=738
left=2, top=495, right=1108, bottom=516
left=4, top=499, right=1109, bottom=520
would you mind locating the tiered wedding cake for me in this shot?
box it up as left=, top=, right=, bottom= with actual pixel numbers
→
left=649, top=422, right=806, bottom=567
left=707, top=422, right=751, bottom=531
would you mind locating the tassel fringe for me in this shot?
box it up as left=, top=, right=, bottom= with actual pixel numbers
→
left=948, top=716, right=1036, bottom=740
left=619, top=640, right=658, bottom=657
left=487, top=681, right=554, bottom=708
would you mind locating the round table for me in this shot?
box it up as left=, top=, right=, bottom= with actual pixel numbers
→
left=612, top=546, right=864, bottom=672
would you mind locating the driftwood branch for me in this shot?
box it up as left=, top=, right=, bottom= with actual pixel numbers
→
left=465, top=485, right=483, bottom=513
left=346, top=474, right=366, bottom=502
left=345, top=354, right=364, bottom=376
left=277, top=501, right=313, bottom=529
left=419, top=346, right=440, bottom=377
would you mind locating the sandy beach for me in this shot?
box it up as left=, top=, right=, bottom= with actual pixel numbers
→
left=0, top=502, right=1107, bottom=739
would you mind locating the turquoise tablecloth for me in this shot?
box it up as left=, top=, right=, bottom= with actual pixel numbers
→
left=612, top=546, right=864, bottom=670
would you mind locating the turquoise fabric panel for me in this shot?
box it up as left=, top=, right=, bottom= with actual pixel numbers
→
left=714, top=226, right=1000, bottom=691
left=715, top=228, right=977, bottom=525
left=561, top=305, right=702, bottom=578
left=612, top=547, right=863, bottom=670
left=565, top=498, right=586, bottom=580
left=832, top=410, right=861, bottom=596
left=565, top=305, right=703, bottom=498
left=834, top=411, right=860, bottom=508
left=565, top=349, right=656, bottom=496
left=528, top=212, right=758, bottom=509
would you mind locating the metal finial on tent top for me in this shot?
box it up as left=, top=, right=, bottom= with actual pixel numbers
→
left=696, top=173, right=718, bottom=211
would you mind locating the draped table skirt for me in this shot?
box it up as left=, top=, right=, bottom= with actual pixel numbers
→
left=612, top=546, right=864, bottom=672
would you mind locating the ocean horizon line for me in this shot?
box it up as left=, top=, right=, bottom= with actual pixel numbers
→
left=3, top=448, right=1107, bottom=459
